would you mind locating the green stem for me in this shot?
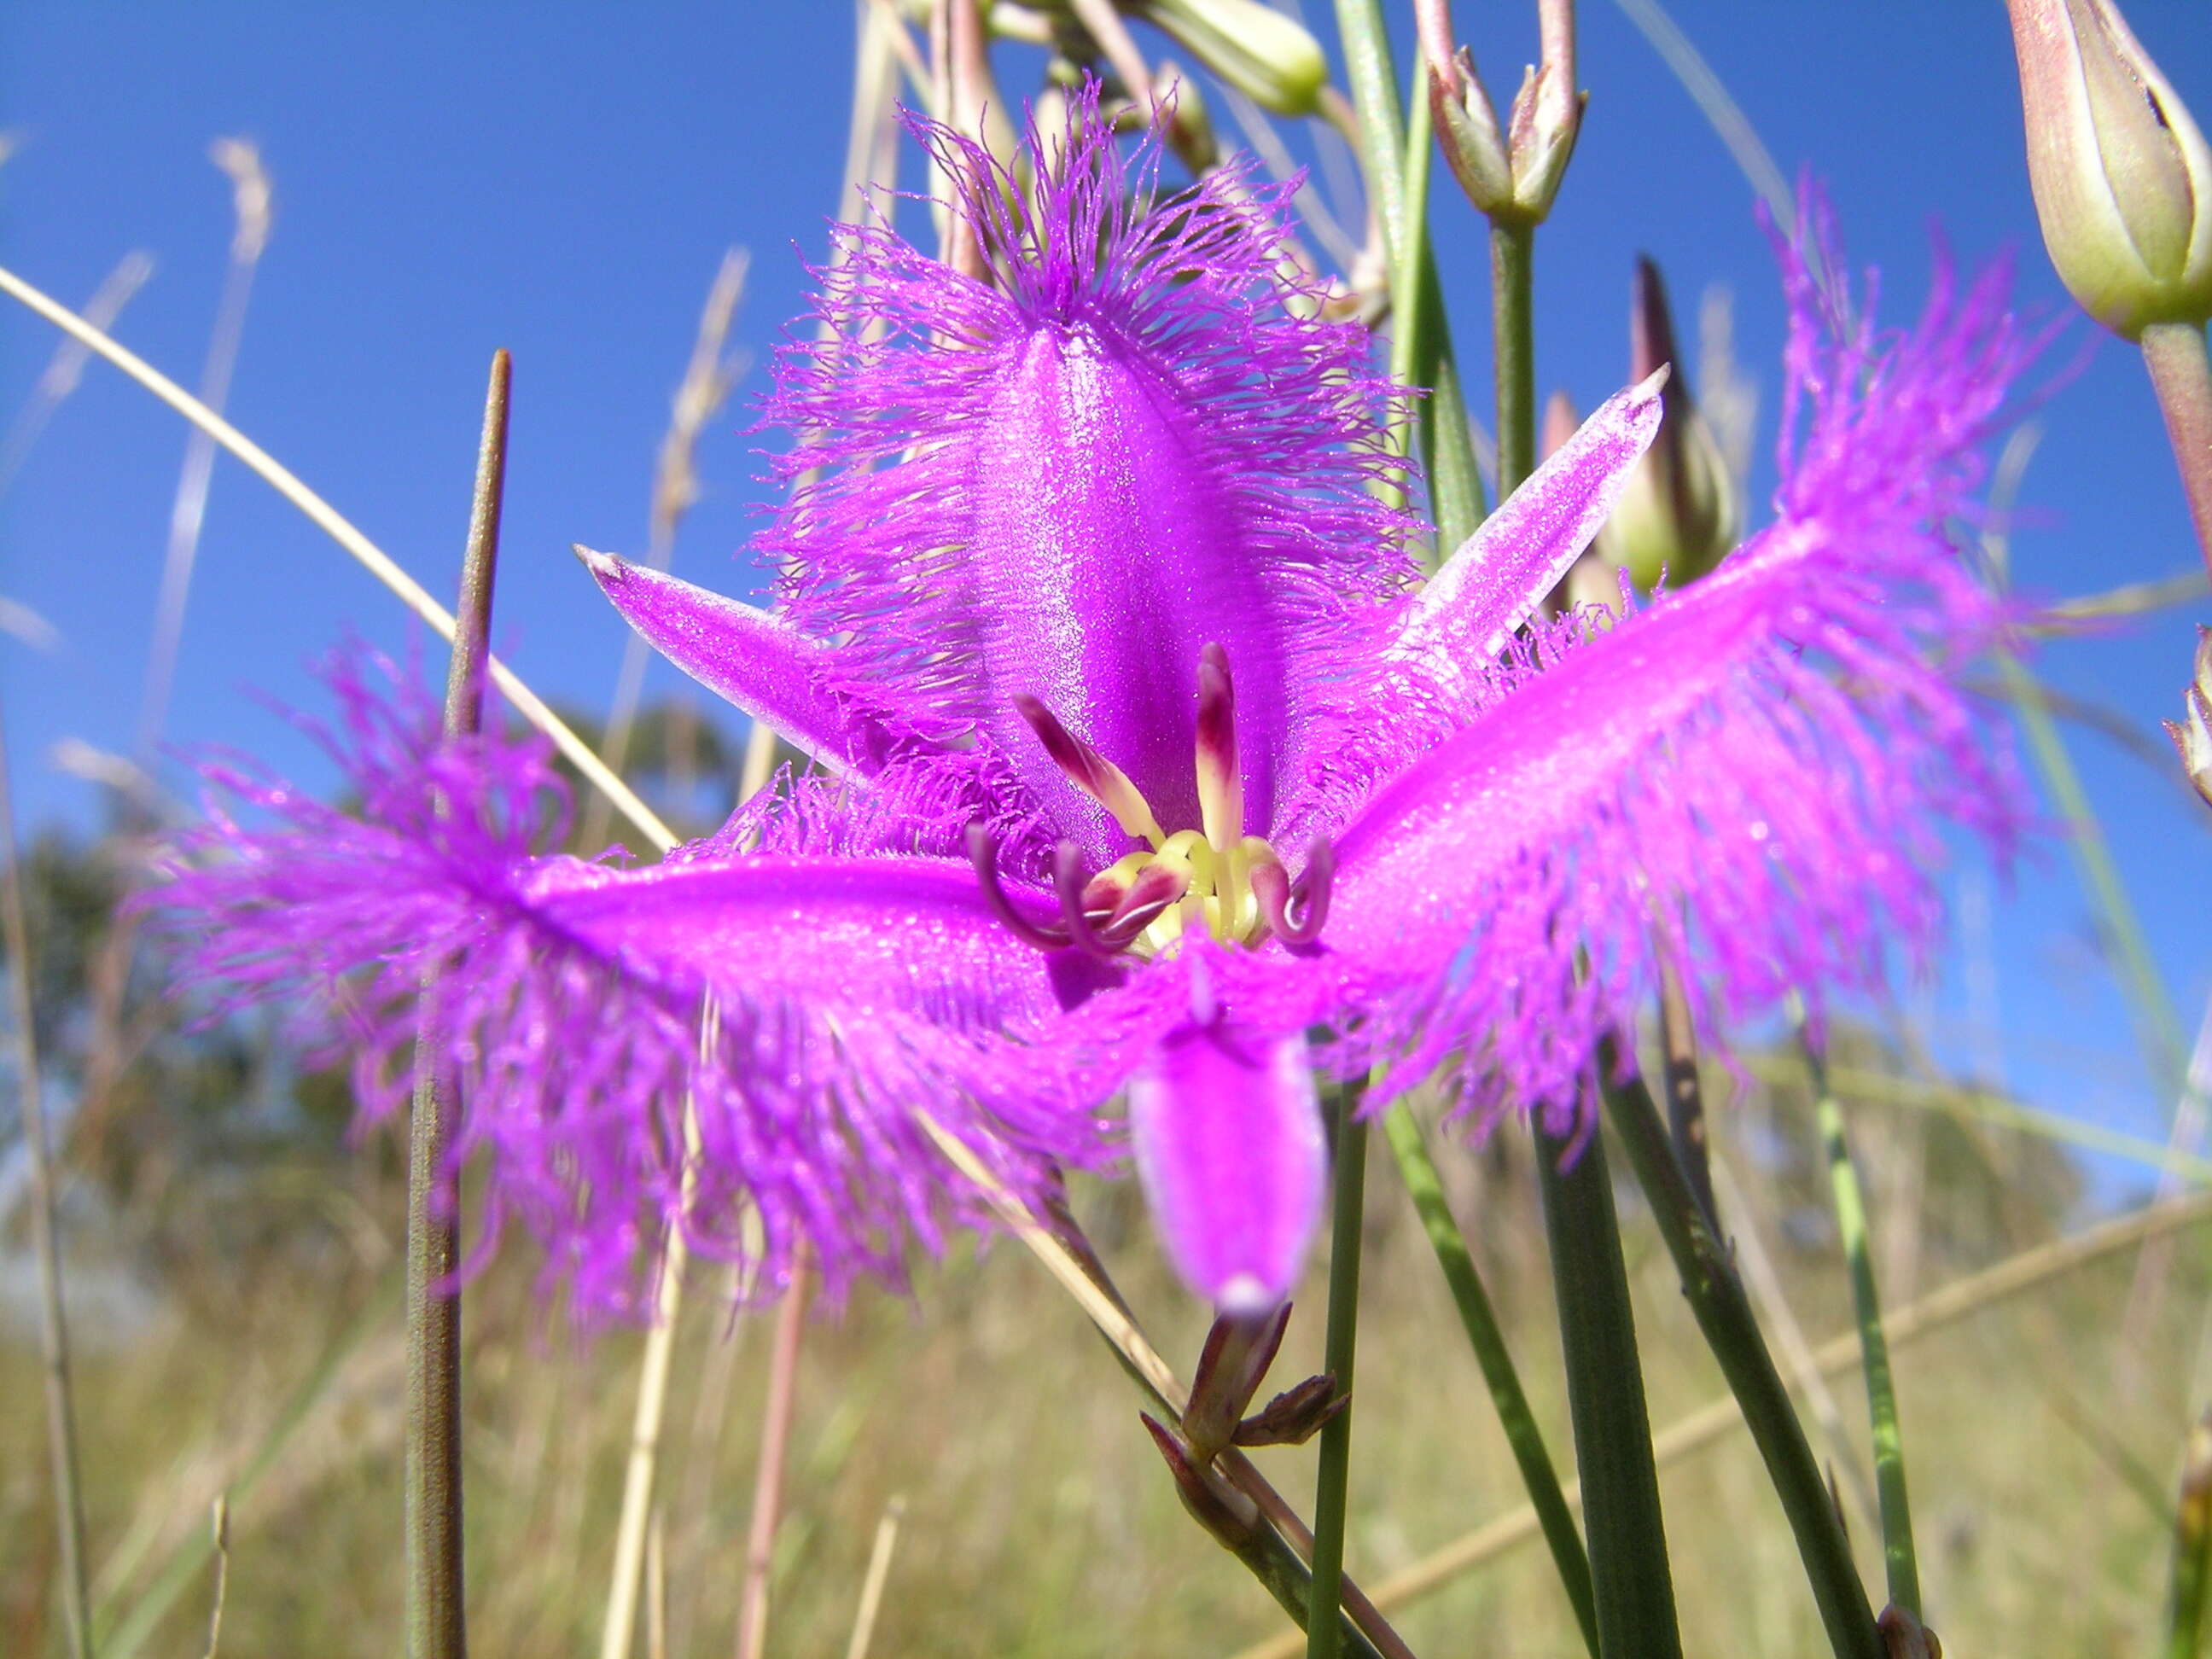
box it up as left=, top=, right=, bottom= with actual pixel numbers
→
left=0, top=697, right=91, bottom=1659
left=2140, top=321, right=2212, bottom=585
left=1996, top=645, right=2189, bottom=1103
left=1306, top=1081, right=1371, bottom=1659
left=1805, top=1044, right=1920, bottom=1619
left=1535, top=1121, right=1682, bottom=1659
left=1335, top=0, right=1487, bottom=556
left=1383, top=1105, right=1598, bottom=1656
left=1602, top=1072, right=1883, bottom=1659
left=406, top=349, right=509, bottom=1659
left=1491, top=220, right=1536, bottom=495
left=2168, top=1407, right=2212, bottom=1659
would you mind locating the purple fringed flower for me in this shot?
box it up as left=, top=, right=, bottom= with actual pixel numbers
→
left=148, top=97, right=2038, bottom=1318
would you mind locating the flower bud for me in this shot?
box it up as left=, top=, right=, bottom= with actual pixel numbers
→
left=2005, top=0, right=2212, bottom=337
left=1595, top=258, right=1741, bottom=591
left=2166, top=625, right=2212, bottom=810
left=1418, top=0, right=1581, bottom=225
left=1127, top=0, right=1328, bottom=118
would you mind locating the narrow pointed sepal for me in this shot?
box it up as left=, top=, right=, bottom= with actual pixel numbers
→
left=1126, top=977, right=1324, bottom=1313
left=576, top=544, right=914, bottom=774
left=1392, top=370, right=1664, bottom=678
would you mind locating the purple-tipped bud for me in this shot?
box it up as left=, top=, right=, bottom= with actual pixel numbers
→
left=2166, top=625, right=2212, bottom=810
left=1130, top=0, right=1328, bottom=117
left=2005, top=0, right=2212, bottom=337
left=1182, top=1303, right=1289, bottom=1462
left=1231, top=1372, right=1347, bottom=1447
left=1139, top=1412, right=1263, bottom=1544
left=1595, top=259, right=1740, bottom=591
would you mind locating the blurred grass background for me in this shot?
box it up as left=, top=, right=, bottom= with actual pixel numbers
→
left=3, top=888, right=2200, bottom=1658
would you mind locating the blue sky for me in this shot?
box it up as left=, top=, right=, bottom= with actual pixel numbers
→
left=3, top=2, right=2209, bottom=1186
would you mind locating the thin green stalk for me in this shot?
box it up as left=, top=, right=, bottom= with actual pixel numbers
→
left=1491, top=221, right=1536, bottom=495
left=1383, top=1105, right=1597, bottom=1655
left=1534, top=1121, right=1681, bottom=1659
left=1981, top=425, right=2190, bottom=1115
left=1, top=696, right=91, bottom=1659
left=2168, top=1407, right=2212, bottom=1659
left=406, top=349, right=509, bottom=1659
left=1386, top=81, right=1433, bottom=461
left=2140, top=321, right=2212, bottom=582
left=1334, top=0, right=1486, bottom=553
left=1805, top=1044, right=1920, bottom=1619
left=1602, top=1072, right=1883, bottom=1659
left=1306, top=1080, right=1371, bottom=1659
left=1996, top=645, right=2189, bottom=1100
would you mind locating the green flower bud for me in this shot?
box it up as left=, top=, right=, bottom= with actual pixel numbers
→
left=1595, top=259, right=1741, bottom=591
left=1127, top=0, right=1328, bottom=118
left=1417, top=0, right=1580, bottom=226
left=2005, top=0, right=2212, bottom=337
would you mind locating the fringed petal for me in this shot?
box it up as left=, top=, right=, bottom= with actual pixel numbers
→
left=764, top=87, right=1412, bottom=860
left=143, top=648, right=1114, bottom=1317
left=1317, top=198, right=2041, bottom=1136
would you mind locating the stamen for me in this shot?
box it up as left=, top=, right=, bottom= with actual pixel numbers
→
left=1103, top=859, right=1190, bottom=944
left=1053, top=841, right=1125, bottom=960
left=967, top=824, right=1071, bottom=952
left=1193, top=642, right=1243, bottom=853
left=1250, top=839, right=1335, bottom=946
left=1014, top=693, right=1167, bottom=847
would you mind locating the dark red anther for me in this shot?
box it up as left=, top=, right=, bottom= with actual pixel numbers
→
left=1014, top=692, right=1105, bottom=793
left=1194, top=642, right=1243, bottom=850
left=1251, top=838, right=1335, bottom=946
left=967, top=824, right=1072, bottom=952
left=1102, top=859, right=1188, bottom=946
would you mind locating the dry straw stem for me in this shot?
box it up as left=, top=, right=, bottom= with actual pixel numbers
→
left=0, top=262, right=679, bottom=856
left=1228, top=1187, right=2212, bottom=1659
left=1743, top=1052, right=2212, bottom=1186
left=843, top=1496, right=906, bottom=1659
left=139, top=138, right=273, bottom=760
left=736, top=1245, right=815, bottom=1659
left=2, top=695, right=92, bottom=1659
left=201, top=1497, right=230, bottom=1659
left=599, top=998, right=726, bottom=1659
left=579, top=247, right=748, bottom=853
left=0, top=249, right=154, bottom=499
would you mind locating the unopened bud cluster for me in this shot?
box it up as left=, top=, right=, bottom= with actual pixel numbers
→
left=1417, top=0, right=1582, bottom=225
